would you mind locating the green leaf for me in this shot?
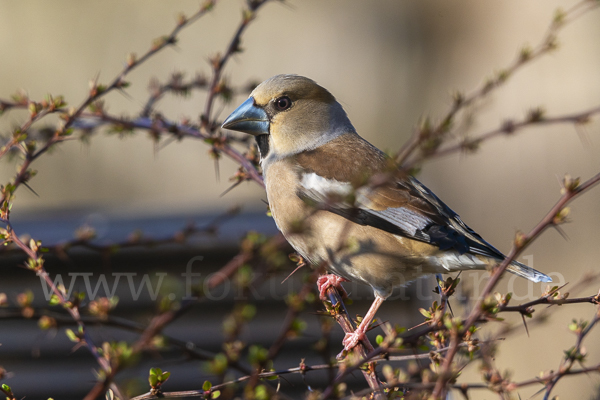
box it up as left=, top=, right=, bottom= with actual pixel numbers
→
left=375, top=335, right=384, bottom=345
left=49, top=294, right=61, bottom=306
left=263, top=369, right=278, bottom=380
left=211, top=390, right=221, bottom=399
left=568, top=320, right=578, bottom=332
left=149, top=367, right=163, bottom=387
left=203, top=381, right=212, bottom=391
left=255, top=385, right=268, bottom=400
left=65, top=328, right=78, bottom=342
left=241, top=304, right=256, bottom=320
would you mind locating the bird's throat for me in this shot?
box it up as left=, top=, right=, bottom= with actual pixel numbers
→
left=255, top=134, right=270, bottom=158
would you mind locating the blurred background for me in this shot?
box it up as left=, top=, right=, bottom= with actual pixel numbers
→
left=0, top=0, right=599, bottom=399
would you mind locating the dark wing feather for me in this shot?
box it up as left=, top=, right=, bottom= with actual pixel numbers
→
left=293, top=133, right=506, bottom=258
left=405, top=177, right=506, bottom=259
left=348, top=174, right=505, bottom=258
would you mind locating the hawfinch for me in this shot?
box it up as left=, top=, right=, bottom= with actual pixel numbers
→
left=222, top=74, right=551, bottom=351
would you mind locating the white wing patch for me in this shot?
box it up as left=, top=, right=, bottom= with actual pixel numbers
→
left=300, top=172, right=431, bottom=236
left=300, top=173, right=353, bottom=199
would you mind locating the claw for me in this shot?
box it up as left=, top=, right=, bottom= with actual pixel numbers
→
left=342, top=326, right=367, bottom=350
left=317, top=274, right=349, bottom=300
left=337, top=295, right=385, bottom=356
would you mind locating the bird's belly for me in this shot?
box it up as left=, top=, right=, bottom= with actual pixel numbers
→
left=276, top=208, right=489, bottom=298
left=264, top=160, right=488, bottom=299
left=271, top=202, right=446, bottom=298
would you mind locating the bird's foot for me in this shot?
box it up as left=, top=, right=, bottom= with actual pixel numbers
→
left=342, top=326, right=367, bottom=351
left=317, top=274, right=349, bottom=300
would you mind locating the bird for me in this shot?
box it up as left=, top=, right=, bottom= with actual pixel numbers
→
left=222, top=74, right=551, bottom=352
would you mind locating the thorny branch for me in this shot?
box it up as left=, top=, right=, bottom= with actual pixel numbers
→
left=343, top=361, right=600, bottom=400
left=403, top=104, right=600, bottom=169
left=201, top=1, right=270, bottom=131
left=127, top=342, right=488, bottom=400
left=0, top=217, right=125, bottom=400
left=141, top=72, right=256, bottom=118
left=75, top=111, right=264, bottom=186
left=0, top=1, right=221, bottom=209
left=542, top=302, right=600, bottom=399
left=395, top=0, right=600, bottom=167
left=431, top=171, right=600, bottom=398
left=81, top=231, right=288, bottom=400
left=498, top=287, right=600, bottom=315
left=0, top=1, right=271, bottom=399
left=320, top=285, right=384, bottom=399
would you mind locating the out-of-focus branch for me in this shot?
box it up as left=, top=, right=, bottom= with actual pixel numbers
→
left=266, top=264, right=322, bottom=360
left=75, top=111, right=265, bottom=187
left=128, top=350, right=428, bottom=400
left=64, top=1, right=219, bottom=135
left=141, top=73, right=256, bottom=118
left=129, top=342, right=488, bottom=400
left=201, top=0, right=270, bottom=131
left=0, top=384, right=16, bottom=400
left=0, top=207, right=238, bottom=258
left=0, top=217, right=123, bottom=399
left=142, top=73, right=209, bottom=117
left=432, top=171, right=600, bottom=398
left=403, top=104, right=600, bottom=169
left=0, top=3, right=272, bottom=398
left=82, top=232, right=287, bottom=400
left=498, top=289, right=600, bottom=315
left=543, top=302, right=600, bottom=399
left=0, top=1, right=219, bottom=211
left=0, top=308, right=219, bottom=362
left=396, top=0, right=600, bottom=167
left=343, top=361, right=600, bottom=400
left=0, top=99, right=66, bottom=159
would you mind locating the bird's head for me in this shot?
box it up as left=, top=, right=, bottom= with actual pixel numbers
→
left=222, top=74, right=355, bottom=159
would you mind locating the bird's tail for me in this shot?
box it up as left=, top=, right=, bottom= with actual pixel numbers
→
left=506, top=260, right=552, bottom=283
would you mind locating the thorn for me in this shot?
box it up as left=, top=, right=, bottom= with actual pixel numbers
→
left=553, top=225, right=570, bottom=241
left=214, top=158, right=220, bottom=182
left=574, top=123, right=591, bottom=147
left=281, top=257, right=306, bottom=284
left=156, top=135, right=177, bottom=152
left=521, top=313, right=530, bottom=337
left=447, top=300, right=454, bottom=317
left=555, top=282, right=570, bottom=292
left=530, top=385, right=546, bottom=398
left=406, top=320, right=430, bottom=331
left=23, top=182, right=40, bottom=197
left=117, top=87, right=133, bottom=101
left=219, top=180, right=242, bottom=197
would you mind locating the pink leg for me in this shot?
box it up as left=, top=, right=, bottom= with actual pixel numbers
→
left=317, top=274, right=349, bottom=300
left=342, top=295, right=385, bottom=351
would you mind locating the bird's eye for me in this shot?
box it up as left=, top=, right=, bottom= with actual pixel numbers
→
left=274, top=96, right=292, bottom=111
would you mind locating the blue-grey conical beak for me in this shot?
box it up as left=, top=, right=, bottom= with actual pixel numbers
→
left=222, top=97, right=269, bottom=136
